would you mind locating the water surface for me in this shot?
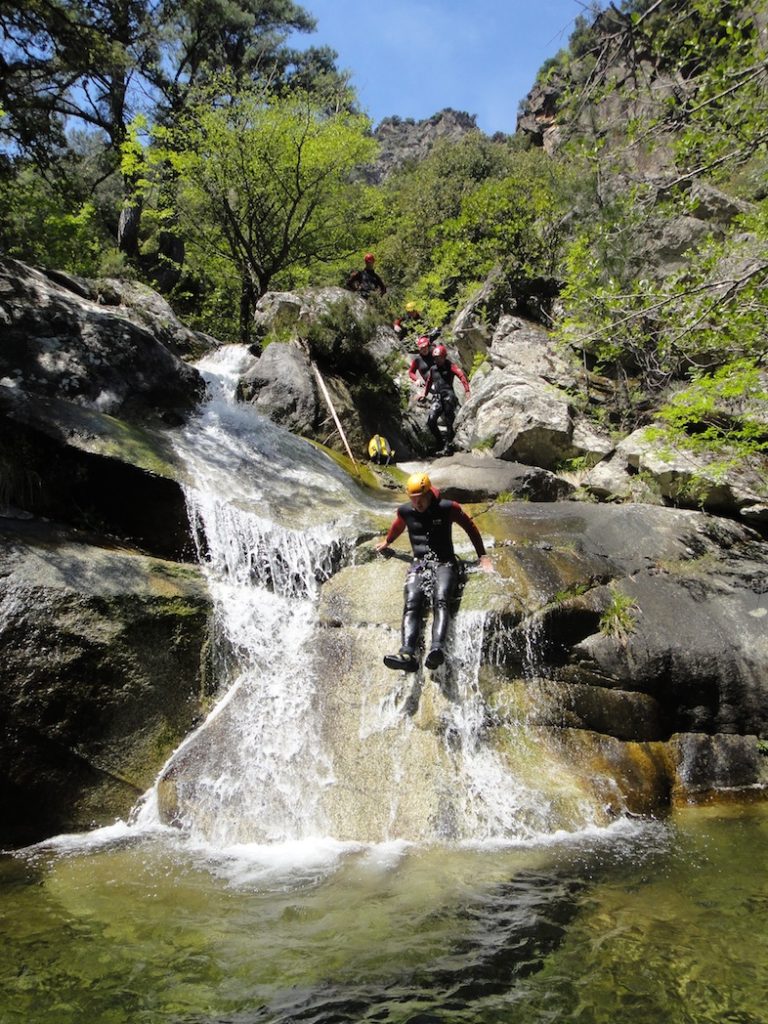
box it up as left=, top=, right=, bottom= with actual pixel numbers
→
left=2, top=803, right=766, bottom=1024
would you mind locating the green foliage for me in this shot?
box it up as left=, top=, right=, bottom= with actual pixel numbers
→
left=171, top=254, right=243, bottom=342
left=0, top=0, right=337, bottom=166
left=375, top=133, right=521, bottom=298
left=645, top=2, right=767, bottom=183
left=599, top=586, right=639, bottom=642
left=553, top=581, right=590, bottom=605
left=559, top=191, right=768, bottom=450
left=0, top=164, right=110, bottom=275
left=302, top=297, right=379, bottom=374
left=468, top=352, right=488, bottom=379
left=381, top=145, right=577, bottom=323
left=648, top=358, right=768, bottom=478
left=145, top=84, right=377, bottom=336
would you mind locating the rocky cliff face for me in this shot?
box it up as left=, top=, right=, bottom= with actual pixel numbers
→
left=0, top=259, right=214, bottom=846
left=364, top=108, right=482, bottom=183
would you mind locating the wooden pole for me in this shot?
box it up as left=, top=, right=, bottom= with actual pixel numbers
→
left=311, top=362, right=360, bottom=473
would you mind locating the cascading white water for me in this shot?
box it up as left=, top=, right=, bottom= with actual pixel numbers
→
left=440, top=611, right=556, bottom=839
left=135, top=346, right=366, bottom=844
left=137, top=344, right=607, bottom=848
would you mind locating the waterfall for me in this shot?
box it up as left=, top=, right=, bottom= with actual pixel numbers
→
left=135, top=346, right=360, bottom=844
left=135, top=344, right=607, bottom=848
left=439, top=612, right=557, bottom=840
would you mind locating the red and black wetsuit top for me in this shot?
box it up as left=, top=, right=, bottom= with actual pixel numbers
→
left=408, top=352, right=434, bottom=382
left=383, top=489, right=486, bottom=563
left=423, top=360, right=470, bottom=397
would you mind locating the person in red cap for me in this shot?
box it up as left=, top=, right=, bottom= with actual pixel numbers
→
left=345, top=253, right=387, bottom=298
left=408, top=335, right=436, bottom=388
left=420, top=344, right=471, bottom=455
left=376, top=471, right=492, bottom=672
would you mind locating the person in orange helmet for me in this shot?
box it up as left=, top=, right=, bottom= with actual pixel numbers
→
left=345, top=253, right=387, bottom=298
left=376, top=471, right=492, bottom=672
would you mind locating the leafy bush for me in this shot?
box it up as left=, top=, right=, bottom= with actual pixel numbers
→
left=303, top=298, right=380, bottom=375
left=0, top=165, right=107, bottom=275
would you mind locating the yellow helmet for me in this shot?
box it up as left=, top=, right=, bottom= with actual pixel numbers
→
left=406, top=472, right=432, bottom=496
left=405, top=301, right=417, bottom=312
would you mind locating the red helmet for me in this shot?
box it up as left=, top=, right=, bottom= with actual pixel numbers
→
left=364, top=253, right=375, bottom=264
left=416, top=335, right=431, bottom=352
left=432, top=344, right=447, bottom=358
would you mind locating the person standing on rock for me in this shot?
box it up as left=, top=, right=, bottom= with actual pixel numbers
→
left=393, top=301, right=423, bottom=342
left=376, top=471, right=492, bottom=673
left=420, top=343, right=470, bottom=455
left=345, top=253, right=387, bottom=298
left=408, top=335, right=436, bottom=389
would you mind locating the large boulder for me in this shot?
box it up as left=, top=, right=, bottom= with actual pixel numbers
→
left=157, top=499, right=768, bottom=842
left=0, top=385, right=192, bottom=560
left=583, top=427, right=768, bottom=525
left=315, top=501, right=768, bottom=827
left=489, top=315, right=578, bottom=387
left=237, top=339, right=320, bottom=435
left=0, top=258, right=205, bottom=425
left=0, top=519, right=212, bottom=847
left=240, top=288, right=427, bottom=460
left=84, top=274, right=218, bottom=360
left=428, top=451, right=574, bottom=502
left=455, top=366, right=612, bottom=469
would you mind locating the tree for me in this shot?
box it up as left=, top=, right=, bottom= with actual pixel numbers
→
left=0, top=0, right=349, bottom=257
left=543, top=0, right=768, bottom=459
left=376, top=132, right=520, bottom=294
left=380, top=146, right=575, bottom=324
left=155, top=88, right=378, bottom=339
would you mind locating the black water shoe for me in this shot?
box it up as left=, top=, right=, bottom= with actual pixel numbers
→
left=383, top=650, right=419, bottom=673
left=425, top=648, right=444, bottom=670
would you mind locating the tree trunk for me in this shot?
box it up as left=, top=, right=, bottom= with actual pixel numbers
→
left=150, top=230, right=185, bottom=293
left=117, top=197, right=142, bottom=257
left=239, top=279, right=253, bottom=343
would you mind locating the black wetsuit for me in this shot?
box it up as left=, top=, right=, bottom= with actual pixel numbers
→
left=384, top=491, right=486, bottom=656
left=346, top=266, right=386, bottom=297
left=423, top=359, right=470, bottom=448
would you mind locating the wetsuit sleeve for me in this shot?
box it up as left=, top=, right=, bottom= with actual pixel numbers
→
left=450, top=502, right=486, bottom=556
left=423, top=368, right=433, bottom=397
left=408, top=358, right=420, bottom=383
left=384, top=511, right=407, bottom=545
left=451, top=363, right=471, bottom=395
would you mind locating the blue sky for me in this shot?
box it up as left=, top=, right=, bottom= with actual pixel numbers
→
left=295, top=0, right=588, bottom=135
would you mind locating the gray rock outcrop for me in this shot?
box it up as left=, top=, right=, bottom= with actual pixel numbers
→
left=0, top=259, right=216, bottom=845
left=364, top=108, right=481, bottom=184
left=0, top=519, right=212, bottom=846
left=1, top=258, right=206, bottom=424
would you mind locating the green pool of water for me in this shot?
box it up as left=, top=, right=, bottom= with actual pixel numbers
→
left=2, top=803, right=766, bottom=1023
